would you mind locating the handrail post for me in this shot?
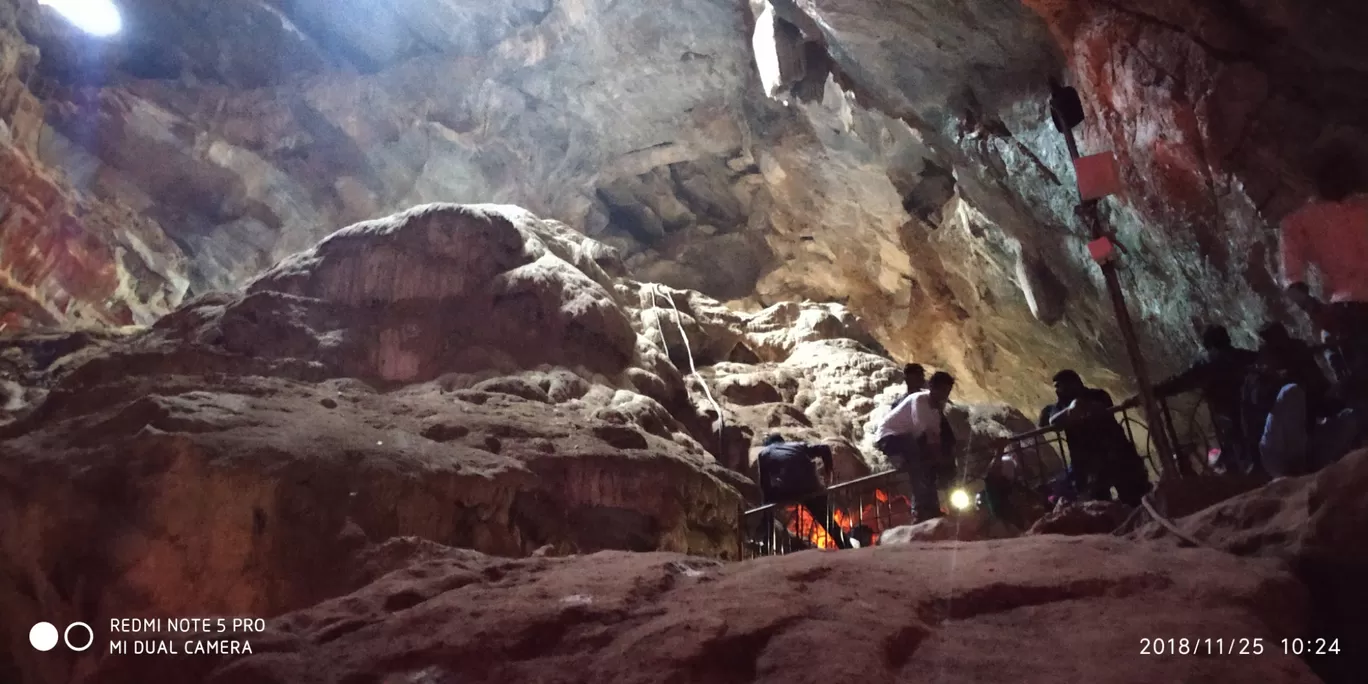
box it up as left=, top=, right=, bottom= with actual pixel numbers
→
left=736, top=503, right=744, bottom=560
left=1050, top=91, right=1180, bottom=482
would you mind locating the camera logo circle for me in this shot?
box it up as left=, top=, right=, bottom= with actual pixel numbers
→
left=29, top=622, right=94, bottom=651
left=65, top=622, right=94, bottom=651
left=29, top=623, right=58, bottom=652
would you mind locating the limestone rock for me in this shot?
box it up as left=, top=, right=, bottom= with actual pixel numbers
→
left=6, top=0, right=1368, bottom=422
left=0, top=203, right=760, bottom=684
left=80, top=537, right=1320, bottom=684
left=0, top=375, right=748, bottom=668
left=743, top=300, right=885, bottom=361
left=0, top=326, right=142, bottom=425
left=879, top=513, right=1011, bottom=544
left=3, top=197, right=1179, bottom=684
left=245, top=203, right=637, bottom=382
left=0, top=141, right=190, bottom=329
left=1028, top=500, right=1132, bottom=537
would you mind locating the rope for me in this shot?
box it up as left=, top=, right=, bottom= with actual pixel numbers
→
left=1138, top=491, right=1212, bottom=548
left=648, top=284, right=726, bottom=453
left=1111, top=504, right=1145, bottom=536
left=1108, top=485, right=1212, bottom=549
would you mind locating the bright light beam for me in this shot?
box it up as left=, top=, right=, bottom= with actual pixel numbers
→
left=38, top=0, right=123, bottom=37
left=949, top=488, right=973, bottom=511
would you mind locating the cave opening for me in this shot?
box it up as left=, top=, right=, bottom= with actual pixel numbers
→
left=37, top=0, right=122, bottom=37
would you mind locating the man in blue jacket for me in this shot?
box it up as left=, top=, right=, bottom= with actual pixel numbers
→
left=757, top=434, right=850, bottom=549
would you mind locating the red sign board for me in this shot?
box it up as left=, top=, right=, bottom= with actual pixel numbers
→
left=1075, top=152, right=1124, bottom=200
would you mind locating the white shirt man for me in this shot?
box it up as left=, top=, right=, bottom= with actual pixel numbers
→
left=876, top=390, right=943, bottom=445
left=874, top=371, right=956, bottom=520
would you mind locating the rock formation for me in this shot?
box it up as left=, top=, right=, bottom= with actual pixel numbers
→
left=80, top=537, right=1321, bottom=684
left=1136, top=449, right=1368, bottom=684
left=0, top=202, right=1035, bottom=683
left=6, top=0, right=1365, bottom=412
left=3, top=1, right=1368, bottom=682
left=1028, top=500, right=1133, bottom=536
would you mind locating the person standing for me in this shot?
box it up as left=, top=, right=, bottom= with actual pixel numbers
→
left=1153, top=325, right=1258, bottom=473
left=876, top=371, right=956, bottom=521
left=890, top=362, right=958, bottom=467
left=1039, top=370, right=1150, bottom=506
left=901, top=363, right=927, bottom=396
left=1241, top=323, right=1351, bottom=477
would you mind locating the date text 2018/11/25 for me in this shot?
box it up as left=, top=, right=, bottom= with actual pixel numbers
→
left=1140, top=638, right=1341, bottom=656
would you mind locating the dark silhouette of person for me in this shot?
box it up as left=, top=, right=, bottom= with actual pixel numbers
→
left=876, top=371, right=956, bottom=521
left=1280, top=146, right=1368, bottom=396
left=1153, top=325, right=1258, bottom=473
left=903, top=363, right=926, bottom=395
left=756, top=435, right=849, bottom=549
left=980, top=453, right=1032, bottom=531
left=1039, top=370, right=1150, bottom=506
left=1241, top=323, right=1346, bottom=476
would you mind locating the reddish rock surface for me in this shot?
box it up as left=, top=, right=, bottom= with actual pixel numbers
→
left=0, top=141, right=187, bottom=329
left=0, top=16, right=190, bottom=331
left=78, top=536, right=1318, bottom=684
left=1137, top=449, right=1368, bottom=683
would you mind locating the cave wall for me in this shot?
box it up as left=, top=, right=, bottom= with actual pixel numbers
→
left=2, top=0, right=1364, bottom=413
left=750, top=0, right=1368, bottom=405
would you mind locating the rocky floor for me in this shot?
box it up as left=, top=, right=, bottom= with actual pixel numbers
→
left=82, top=536, right=1320, bottom=684
left=60, top=449, right=1368, bottom=684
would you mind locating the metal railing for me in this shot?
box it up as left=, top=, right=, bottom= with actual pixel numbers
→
left=739, top=393, right=1220, bottom=559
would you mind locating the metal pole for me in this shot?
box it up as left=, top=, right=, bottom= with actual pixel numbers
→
left=1053, top=108, right=1180, bottom=482
left=736, top=503, right=744, bottom=560
left=1159, top=397, right=1192, bottom=477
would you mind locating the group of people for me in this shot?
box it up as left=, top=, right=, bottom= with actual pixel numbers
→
left=1156, top=322, right=1365, bottom=479
left=755, top=145, right=1367, bottom=542
left=1156, top=147, right=1368, bottom=480
left=754, top=364, right=956, bottom=549
left=759, top=358, right=1152, bottom=538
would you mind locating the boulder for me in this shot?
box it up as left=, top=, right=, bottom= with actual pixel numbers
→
left=1028, top=500, right=1132, bottom=537
left=0, top=328, right=126, bottom=423
left=880, top=514, right=995, bottom=543
left=743, top=301, right=885, bottom=361
left=244, top=203, right=638, bottom=382
left=1135, top=449, right=1368, bottom=683
left=81, top=536, right=1319, bottom=684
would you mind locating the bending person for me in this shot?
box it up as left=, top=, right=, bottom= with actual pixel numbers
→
left=756, top=435, right=849, bottom=549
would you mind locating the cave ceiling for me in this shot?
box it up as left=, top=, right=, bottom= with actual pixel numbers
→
left=2, top=0, right=1367, bottom=412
